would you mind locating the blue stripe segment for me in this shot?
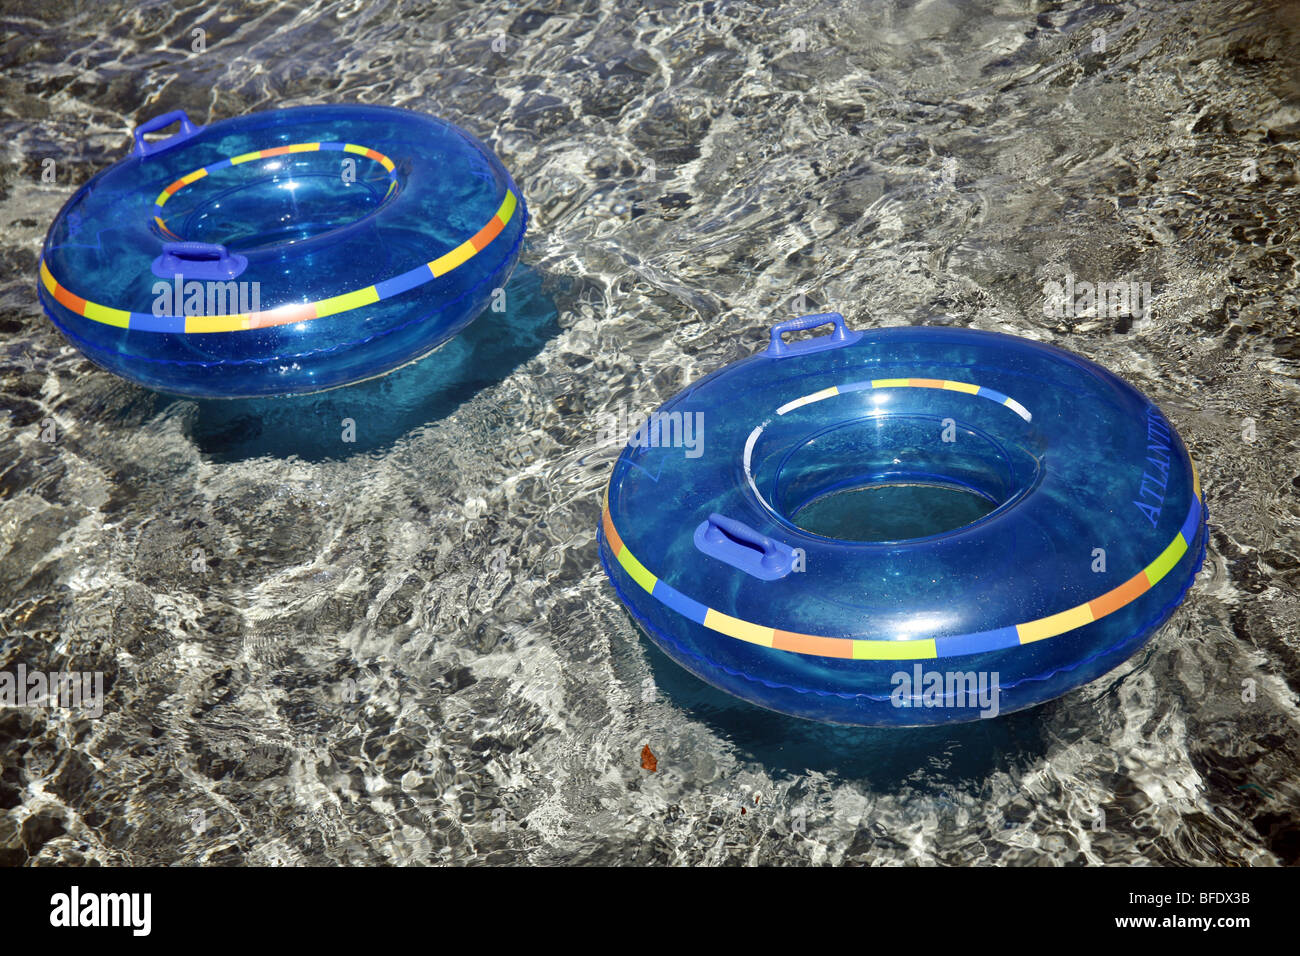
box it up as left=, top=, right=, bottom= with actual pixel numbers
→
left=934, top=626, right=1020, bottom=658
left=207, top=158, right=233, bottom=171
left=1178, top=497, right=1202, bottom=545
left=374, top=264, right=434, bottom=299
left=317, top=142, right=346, bottom=152
left=977, top=386, right=1009, bottom=405
left=128, top=311, right=185, bottom=333
left=652, top=580, right=708, bottom=624
left=837, top=380, right=873, bottom=394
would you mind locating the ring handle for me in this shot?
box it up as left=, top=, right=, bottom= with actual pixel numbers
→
left=151, top=241, right=248, bottom=280
left=133, top=109, right=204, bottom=159
left=693, top=513, right=796, bottom=581
left=766, top=312, right=862, bottom=358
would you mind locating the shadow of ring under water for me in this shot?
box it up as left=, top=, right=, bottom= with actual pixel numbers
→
left=173, top=261, right=562, bottom=462
left=638, top=629, right=1058, bottom=789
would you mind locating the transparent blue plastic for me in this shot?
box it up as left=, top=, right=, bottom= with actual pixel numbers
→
left=599, top=318, right=1206, bottom=726
left=38, top=104, right=526, bottom=398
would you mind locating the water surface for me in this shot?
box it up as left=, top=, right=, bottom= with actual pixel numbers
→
left=1, top=0, right=1298, bottom=865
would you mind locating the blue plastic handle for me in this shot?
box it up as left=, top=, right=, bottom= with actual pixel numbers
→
left=151, top=242, right=248, bottom=280
left=766, top=312, right=863, bottom=358
left=133, top=109, right=204, bottom=158
left=693, top=513, right=796, bottom=581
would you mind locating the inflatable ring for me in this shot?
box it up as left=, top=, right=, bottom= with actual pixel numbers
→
left=38, top=104, right=526, bottom=398
left=599, top=315, right=1206, bottom=726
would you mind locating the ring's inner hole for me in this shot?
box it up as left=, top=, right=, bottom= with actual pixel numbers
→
left=765, top=414, right=1038, bottom=543
left=791, top=482, right=998, bottom=541
left=170, top=155, right=396, bottom=252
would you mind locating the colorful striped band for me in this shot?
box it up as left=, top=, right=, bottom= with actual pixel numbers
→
left=151, top=142, right=399, bottom=239
left=603, top=487, right=1202, bottom=660
left=776, top=378, right=1032, bottom=421
left=42, top=186, right=518, bottom=334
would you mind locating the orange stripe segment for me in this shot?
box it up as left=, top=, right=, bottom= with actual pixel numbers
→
left=469, top=214, right=505, bottom=252
left=53, top=282, right=87, bottom=314
left=1088, top=570, right=1151, bottom=619
left=773, top=630, right=855, bottom=658
left=601, top=507, right=624, bottom=555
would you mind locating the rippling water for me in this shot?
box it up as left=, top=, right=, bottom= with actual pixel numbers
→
left=2, top=0, right=1298, bottom=865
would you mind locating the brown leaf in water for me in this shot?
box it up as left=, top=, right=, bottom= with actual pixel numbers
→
left=640, top=745, right=657, bottom=772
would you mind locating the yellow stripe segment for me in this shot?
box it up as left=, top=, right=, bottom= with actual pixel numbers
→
left=615, top=544, right=658, bottom=593
left=288, top=143, right=319, bottom=153
left=852, top=638, right=937, bottom=660
left=703, top=609, right=774, bottom=647
left=1144, top=534, right=1188, bottom=586
left=314, top=285, right=379, bottom=319
left=429, top=241, right=477, bottom=277
left=229, top=150, right=263, bottom=166
left=871, top=378, right=910, bottom=388
left=942, top=380, right=980, bottom=394
left=83, top=301, right=131, bottom=328
left=39, top=259, right=57, bottom=294
left=185, top=313, right=251, bottom=333
left=1017, top=603, right=1095, bottom=644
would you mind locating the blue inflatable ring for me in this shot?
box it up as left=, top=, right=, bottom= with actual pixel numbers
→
left=38, top=104, right=526, bottom=398
left=599, top=315, right=1206, bottom=726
